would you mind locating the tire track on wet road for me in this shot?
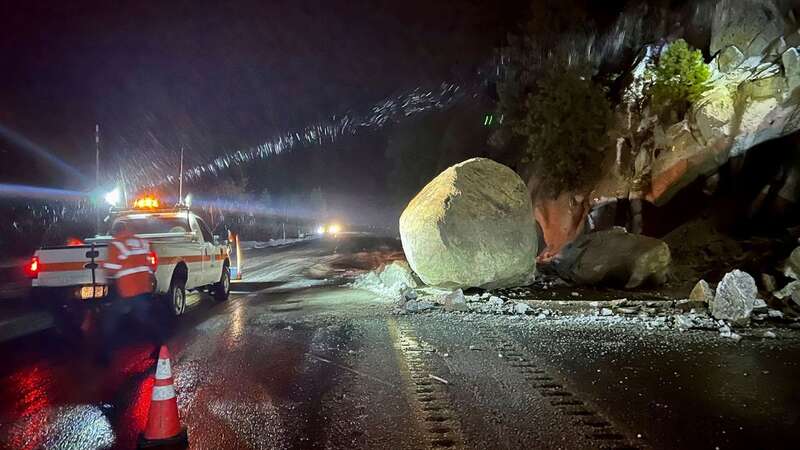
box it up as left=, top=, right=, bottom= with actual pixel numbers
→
left=471, top=322, right=641, bottom=450
left=388, top=318, right=465, bottom=449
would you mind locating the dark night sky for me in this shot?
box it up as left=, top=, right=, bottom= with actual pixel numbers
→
left=0, top=0, right=526, bottom=190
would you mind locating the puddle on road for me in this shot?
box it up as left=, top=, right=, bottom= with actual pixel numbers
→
left=2, top=404, right=115, bottom=450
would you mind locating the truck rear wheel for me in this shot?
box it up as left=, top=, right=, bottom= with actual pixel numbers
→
left=167, top=279, right=186, bottom=316
left=214, top=265, right=230, bottom=302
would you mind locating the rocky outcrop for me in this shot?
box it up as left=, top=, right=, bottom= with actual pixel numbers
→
left=710, top=0, right=787, bottom=59
left=534, top=192, right=589, bottom=261
left=639, top=5, right=799, bottom=206
left=536, top=7, right=800, bottom=256
left=710, top=269, right=757, bottom=324
left=399, top=158, right=538, bottom=289
left=553, top=228, right=671, bottom=289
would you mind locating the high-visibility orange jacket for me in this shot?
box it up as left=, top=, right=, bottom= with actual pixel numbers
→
left=103, top=231, right=154, bottom=298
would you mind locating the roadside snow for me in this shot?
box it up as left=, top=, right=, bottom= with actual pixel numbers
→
left=239, top=236, right=315, bottom=250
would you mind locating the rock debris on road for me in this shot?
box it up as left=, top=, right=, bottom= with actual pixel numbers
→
left=0, top=237, right=798, bottom=450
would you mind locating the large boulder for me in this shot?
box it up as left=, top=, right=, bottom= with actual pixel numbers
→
left=553, top=228, right=671, bottom=289
left=710, top=269, right=757, bottom=324
left=399, top=158, right=538, bottom=289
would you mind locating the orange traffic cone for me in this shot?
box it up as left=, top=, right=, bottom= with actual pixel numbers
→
left=138, top=345, right=188, bottom=448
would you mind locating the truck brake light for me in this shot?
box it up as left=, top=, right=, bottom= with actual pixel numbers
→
left=147, top=251, right=158, bottom=269
left=25, top=256, right=40, bottom=278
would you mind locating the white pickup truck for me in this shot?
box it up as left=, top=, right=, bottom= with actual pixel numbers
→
left=27, top=204, right=232, bottom=327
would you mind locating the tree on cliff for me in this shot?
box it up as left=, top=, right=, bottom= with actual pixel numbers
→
left=646, top=39, right=710, bottom=121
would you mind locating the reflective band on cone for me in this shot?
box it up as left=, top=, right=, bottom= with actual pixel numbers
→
left=155, top=357, right=172, bottom=380
left=138, top=345, right=188, bottom=449
left=151, top=385, right=176, bottom=401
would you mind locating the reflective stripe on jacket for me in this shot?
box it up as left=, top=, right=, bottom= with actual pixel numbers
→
left=104, top=231, right=153, bottom=298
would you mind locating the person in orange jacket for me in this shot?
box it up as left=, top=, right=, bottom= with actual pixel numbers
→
left=99, top=228, right=161, bottom=362
left=104, top=229, right=155, bottom=298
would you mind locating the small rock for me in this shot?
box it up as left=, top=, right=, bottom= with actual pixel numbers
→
left=404, top=300, right=435, bottom=313
left=610, top=298, right=628, bottom=307
left=762, top=330, right=777, bottom=339
left=439, top=289, right=468, bottom=312
left=674, top=315, right=695, bottom=331
left=760, top=274, right=777, bottom=293
left=676, top=299, right=706, bottom=312
left=401, top=287, right=418, bottom=302
left=710, top=270, right=756, bottom=325
left=599, top=308, right=613, bottom=316
left=719, top=324, right=742, bottom=341
left=642, top=307, right=659, bottom=315
left=767, top=309, right=784, bottom=319
left=752, top=298, right=768, bottom=313
left=689, top=280, right=714, bottom=304
left=478, top=296, right=505, bottom=314
left=571, top=292, right=581, bottom=297
left=513, top=303, right=531, bottom=315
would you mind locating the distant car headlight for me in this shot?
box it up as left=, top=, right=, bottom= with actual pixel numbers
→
left=328, top=224, right=341, bottom=234
left=317, top=226, right=326, bottom=234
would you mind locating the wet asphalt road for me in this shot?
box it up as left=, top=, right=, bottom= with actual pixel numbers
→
left=0, top=235, right=799, bottom=450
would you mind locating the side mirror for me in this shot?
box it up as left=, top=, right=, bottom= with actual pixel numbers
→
left=191, top=231, right=200, bottom=242
left=213, top=234, right=220, bottom=244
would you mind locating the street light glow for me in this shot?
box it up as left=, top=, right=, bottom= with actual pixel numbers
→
left=104, top=187, right=120, bottom=206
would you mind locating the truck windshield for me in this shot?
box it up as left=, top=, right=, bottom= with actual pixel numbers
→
left=110, top=216, right=190, bottom=235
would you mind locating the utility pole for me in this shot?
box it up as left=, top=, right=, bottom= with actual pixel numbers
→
left=95, top=124, right=101, bottom=235
left=178, top=145, right=184, bottom=204
left=119, top=167, right=128, bottom=207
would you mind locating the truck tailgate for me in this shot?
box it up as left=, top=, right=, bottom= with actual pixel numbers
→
left=33, top=245, right=109, bottom=287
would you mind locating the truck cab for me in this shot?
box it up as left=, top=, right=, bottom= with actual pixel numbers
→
left=106, top=207, right=231, bottom=315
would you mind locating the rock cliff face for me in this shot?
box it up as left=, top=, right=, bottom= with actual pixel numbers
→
left=536, top=2, right=800, bottom=256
